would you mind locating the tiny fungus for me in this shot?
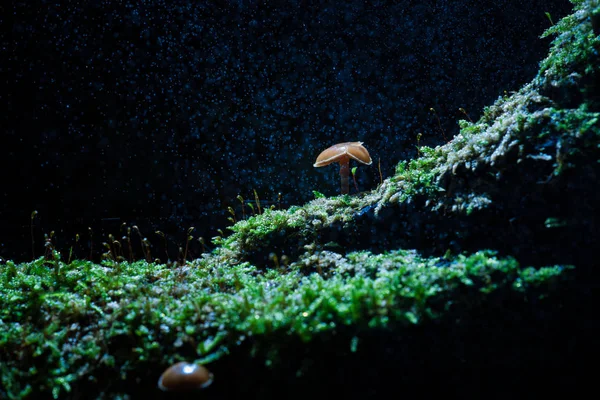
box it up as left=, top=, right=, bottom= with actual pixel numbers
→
left=314, top=141, right=372, bottom=194
left=158, top=362, right=214, bottom=392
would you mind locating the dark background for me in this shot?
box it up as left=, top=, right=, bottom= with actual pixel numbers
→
left=1, top=0, right=573, bottom=262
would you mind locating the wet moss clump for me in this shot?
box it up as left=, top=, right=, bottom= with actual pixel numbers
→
left=0, top=250, right=575, bottom=398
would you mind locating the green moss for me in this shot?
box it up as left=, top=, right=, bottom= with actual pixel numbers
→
left=0, top=249, right=573, bottom=398
left=514, top=265, right=571, bottom=291
left=538, top=0, right=600, bottom=80
left=225, top=209, right=301, bottom=246
left=382, top=146, right=445, bottom=205
left=527, top=105, right=600, bottom=175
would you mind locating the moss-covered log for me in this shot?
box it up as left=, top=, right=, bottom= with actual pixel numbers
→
left=1, top=1, right=599, bottom=398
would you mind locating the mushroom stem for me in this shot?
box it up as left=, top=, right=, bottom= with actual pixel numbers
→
left=339, top=157, right=350, bottom=195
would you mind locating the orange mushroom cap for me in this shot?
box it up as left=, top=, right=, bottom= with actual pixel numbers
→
left=313, top=142, right=372, bottom=167
left=158, top=362, right=214, bottom=392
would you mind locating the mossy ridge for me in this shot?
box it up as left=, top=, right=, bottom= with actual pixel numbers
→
left=214, top=193, right=381, bottom=267
left=378, top=0, right=599, bottom=209
left=243, top=1, right=600, bottom=262
left=0, top=249, right=572, bottom=399
left=215, top=73, right=599, bottom=269
left=347, top=0, right=600, bottom=261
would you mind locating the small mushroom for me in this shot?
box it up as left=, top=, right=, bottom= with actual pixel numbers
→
left=158, top=361, right=214, bottom=392
left=314, top=142, right=372, bottom=194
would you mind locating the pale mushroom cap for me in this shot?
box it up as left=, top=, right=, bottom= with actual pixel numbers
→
left=313, top=141, right=372, bottom=167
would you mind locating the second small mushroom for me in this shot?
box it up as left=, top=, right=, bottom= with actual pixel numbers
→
left=158, top=361, right=214, bottom=392
left=314, top=141, right=372, bottom=194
